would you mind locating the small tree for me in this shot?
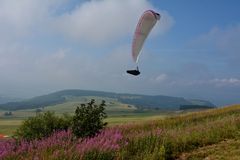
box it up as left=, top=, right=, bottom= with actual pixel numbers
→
left=72, top=99, right=107, bottom=138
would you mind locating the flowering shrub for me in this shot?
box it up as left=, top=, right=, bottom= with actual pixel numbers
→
left=0, top=129, right=124, bottom=160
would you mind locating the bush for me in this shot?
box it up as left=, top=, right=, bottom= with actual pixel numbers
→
left=72, top=99, right=107, bottom=138
left=4, top=111, right=13, bottom=116
left=14, top=99, right=107, bottom=141
left=15, top=111, right=72, bottom=141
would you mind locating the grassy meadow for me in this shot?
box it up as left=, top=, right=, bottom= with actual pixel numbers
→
left=0, top=97, right=170, bottom=135
left=1, top=104, right=240, bottom=159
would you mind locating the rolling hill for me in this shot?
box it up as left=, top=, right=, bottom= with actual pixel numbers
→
left=0, top=96, right=21, bottom=105
left=0, top=89, right=215, bottom=111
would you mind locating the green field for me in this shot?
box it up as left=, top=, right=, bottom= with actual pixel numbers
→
left=0, top=119, right=22, bottom=135
left=0, top=97, right=174, bottom=135
left=0, top=96, right=214, bottom=142
left=0, top=113, right=169, bottom=135
left=0, top=101, right=240, bottom=160
left=2, top=104, right=240, bottom=159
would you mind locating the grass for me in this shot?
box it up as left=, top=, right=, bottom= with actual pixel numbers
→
left=0, top=96, right=138, bottom=118
left=106, top=114, right=167, bottom=124
left=114, top=105, right=240, bottom=159
left=1, top=102, right=240, bottom=159
left=1, top=104, right=240, bottom=159
left=0, top=119, right=22, bottom=135
left=179, top=139, right=240, bottom=160
left=0, top=109, right=170, bottom=135
left=0, top=97, right=173, bottom=135
left=0, top=113, right=168, bottom=135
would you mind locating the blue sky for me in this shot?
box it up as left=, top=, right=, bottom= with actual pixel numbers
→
left=0, top=0, right=239, bottom=106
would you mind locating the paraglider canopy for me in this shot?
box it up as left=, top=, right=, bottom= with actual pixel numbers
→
left=127, top=10, right=160, bottom=76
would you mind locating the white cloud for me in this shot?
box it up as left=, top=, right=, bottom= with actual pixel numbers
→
left=53, top=0, right=174, bottom=44
left=171, top=77, right=240, bottom=88
left=190, top=24, right=240, bottom=58
left=154, top=74, right=168, bottom=82
left=0, top=0, right=67, bottom=37
left=210, top=78, right=240, bottom=87
left=0, top=0, right=175, bottom=97
left=185, top=24, right=240, bottom=84
left=0, top=0, right=174, bottom=41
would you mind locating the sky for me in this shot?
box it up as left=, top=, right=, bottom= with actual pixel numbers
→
left=0, top=0, right=239, bottom=106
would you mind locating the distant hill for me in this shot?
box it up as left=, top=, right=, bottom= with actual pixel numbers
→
left=0, top=96, right=22, bottom=105
left=187, top=99, right=215, bottom=107
left=180, top=105, right=214, bottom=110
left=0, top=89, right=215, bottom=111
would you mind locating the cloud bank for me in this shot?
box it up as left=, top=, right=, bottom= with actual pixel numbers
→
left=0, top=0, right=239, bottom=105
left=54, top=0, right=174, bottom=44
left=0, top=0, right=174, bottom=97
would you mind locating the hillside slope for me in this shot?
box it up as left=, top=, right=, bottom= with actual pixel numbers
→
left=0, top=89, right=215, bottom=110
left=0, top=96, right=21, bottom=104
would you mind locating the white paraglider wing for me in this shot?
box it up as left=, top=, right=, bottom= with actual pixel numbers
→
left=132, top=10, right=160, bottom=63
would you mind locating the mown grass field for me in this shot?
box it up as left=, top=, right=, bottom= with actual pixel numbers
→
left=0, top=98, right=171, bottom=135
